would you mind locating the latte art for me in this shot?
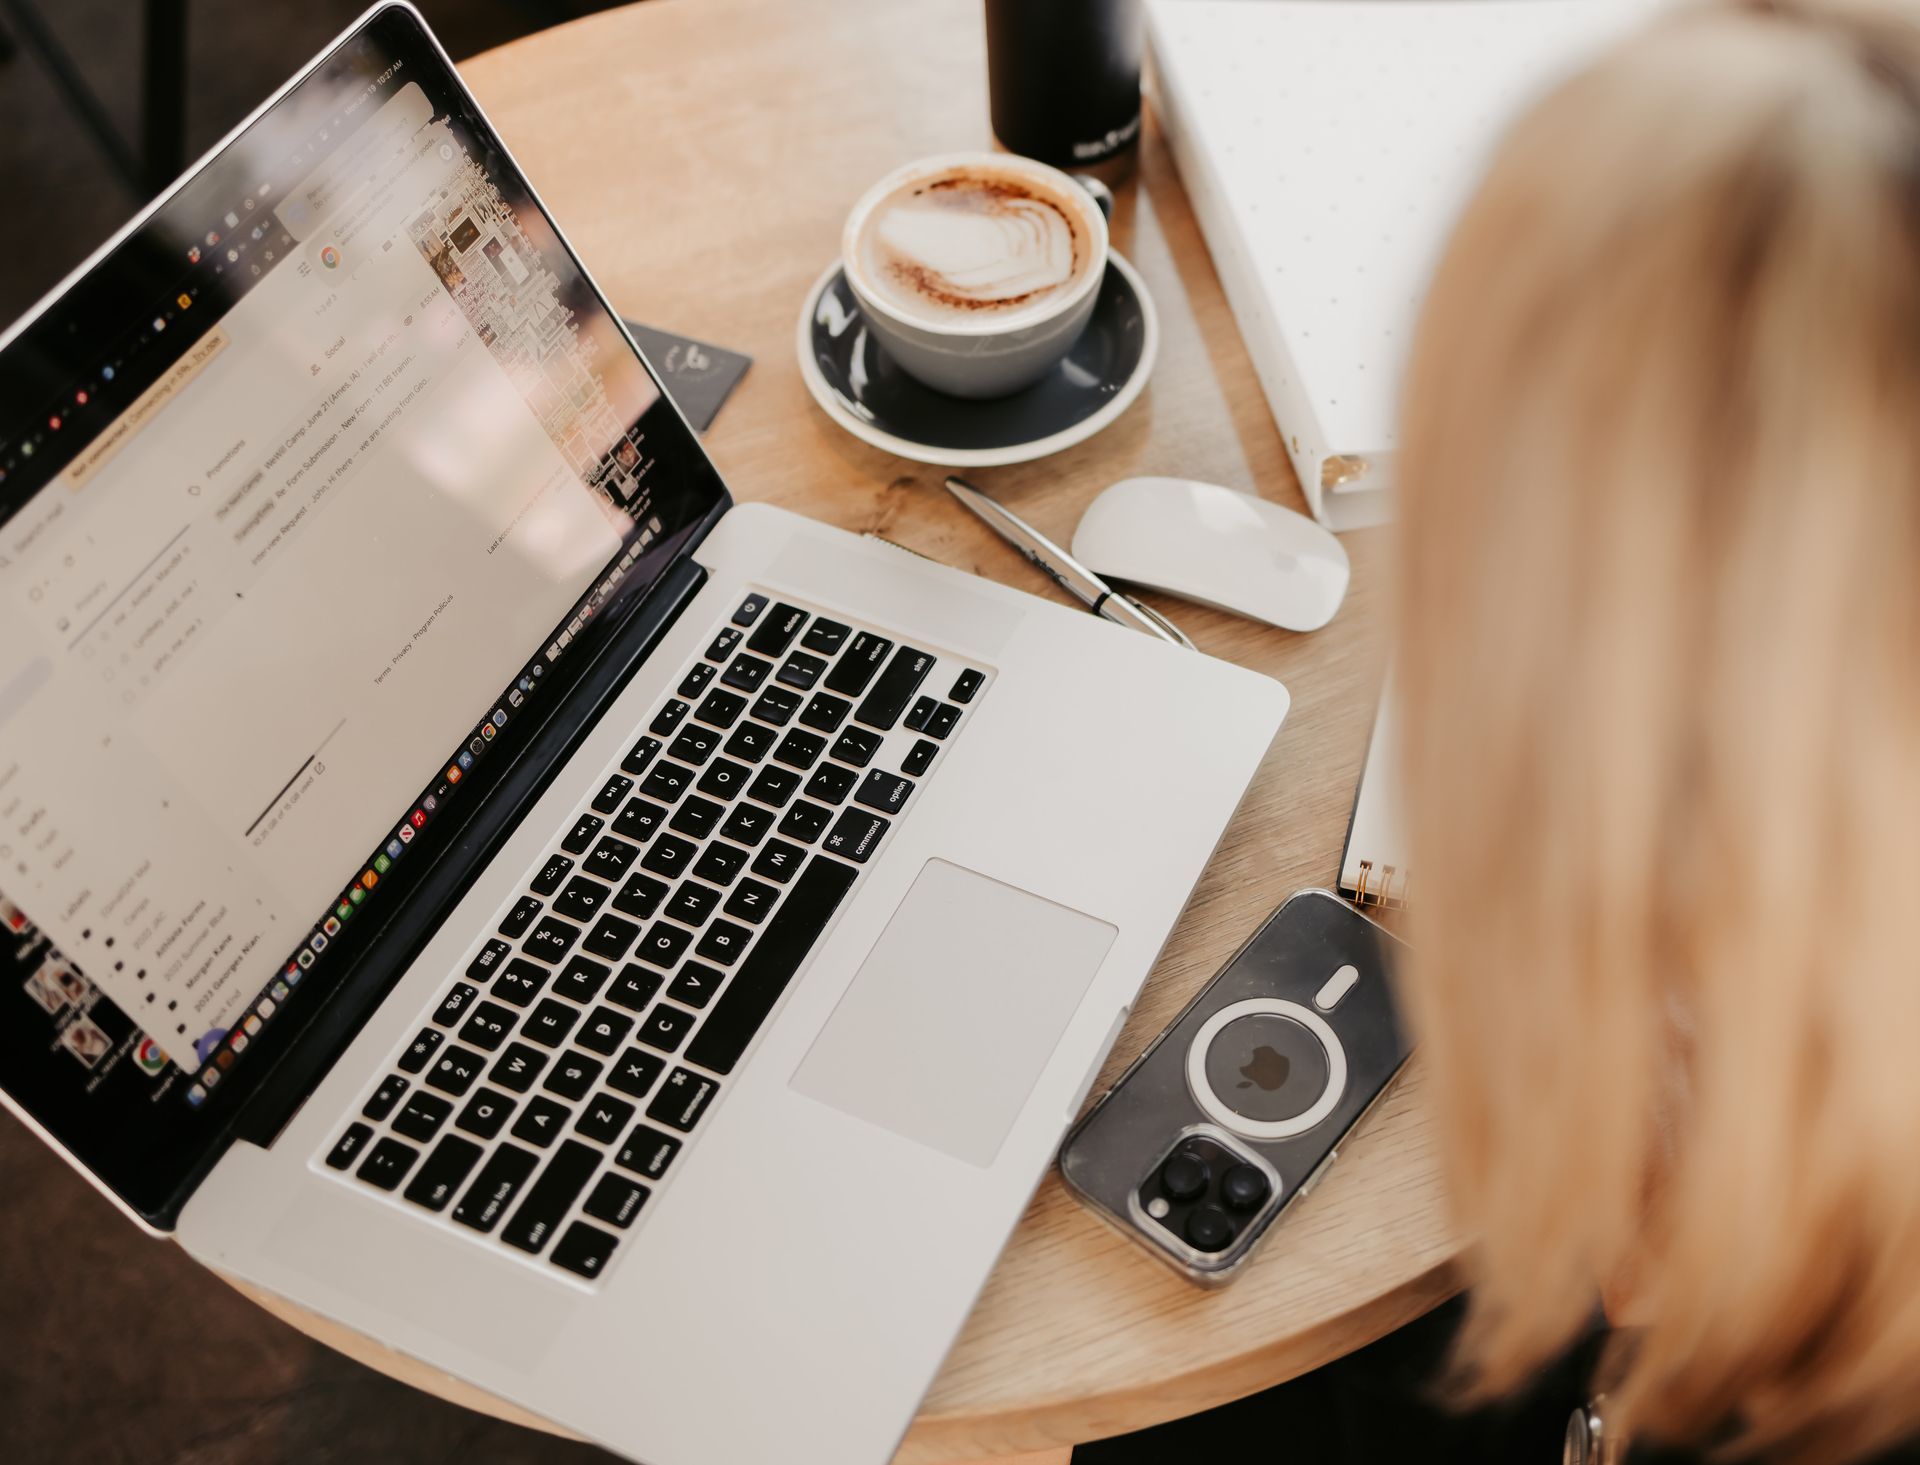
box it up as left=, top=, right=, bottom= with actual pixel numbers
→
left=857, top=171, right=1093, bottom=323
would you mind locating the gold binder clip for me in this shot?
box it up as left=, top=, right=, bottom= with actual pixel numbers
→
left=1356, top=859, right=1373, bottom=906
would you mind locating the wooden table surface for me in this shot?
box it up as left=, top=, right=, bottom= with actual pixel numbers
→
left=227, top=0, right=1462, bottom=1458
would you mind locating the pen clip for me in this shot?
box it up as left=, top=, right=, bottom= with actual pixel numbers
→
left=1118, top=593, right=1196, bottom=650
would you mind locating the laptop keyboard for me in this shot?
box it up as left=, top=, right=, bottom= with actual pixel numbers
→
left=319, top=591, right=987, bottom=1282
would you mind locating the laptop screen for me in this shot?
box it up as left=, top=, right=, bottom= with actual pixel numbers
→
left=0, top=5, right=728, bottom=1222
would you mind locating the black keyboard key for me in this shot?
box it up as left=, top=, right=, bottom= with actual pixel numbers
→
left=636, top=1003, right=697, bottom=1052
left=705, top=626, right=743, bottom=661
left=398, top=1027, right=444, bottom=1073
left=801, top=617, right=851, bottom=655
left=499, top=897, right=542, bottom=939
left=668, top=961, right=724, bottom=1009
left=613, top=872, right=670, bottom=920
left=695, top=688, right=747, bottom=728
left=746, top=602, right=808, bottom=656
left=523, top=999, right=580, bottom=1049
left=551, top=1220, right=620, bottom=1279
left=650, top=699, right=690, bottom=736
left=606, top=964, right=664, bottom=1012
left=639, top=762, right=692, bottom=804
left=635, top=920, right=692, bottom=970
left=693, top=842, right=749, bottom=886
left=608, top=1046, right=666, bottom=1098
left=505, top=1141, right=604, bottom=1255
left=855, top=646, right=935, bottom=729
left=511, top=1093, right=573, bottom=1149
left=824, top=631, right=893, bottom=696
left=749, top=686, right=802, bottom=725
left=855, top=770, right=914, bottom=815
left=490, top=1041, right=548, bottom=1092
left=646, top=1067, right=720, bottom=1133
left=584, top=837, right=638, bottom=883
left=592, top=774, right=634, bottom=815
left=670, top=795, right=724, bottom=839
left=461, top=1001, right=517, bottom=1052
left=529, top=857, right=573, bottom=899
left=583, top=1172, right=650, bottom=1229
left=678, top=662, right=716, bottom=698
left=685, top=858, right=858, bottom=1074
left=552, top=955, right=612, bottom=1004
left=747, top=765, right=801, bottom=808
left=829, top=726, right=883, bottom=767
left=455, top=1086, right=516, bottom=1140
left=720, top=802, right=775, bottom=846
left=392, top=1090, right=454, bottom=1143
left=357, top=1137, right=420, bottom=1191
left=561, top=815, right=603, bottom=855
left=904, top=696, right=938, bottom=732
left=523, top=916, right=581, bottom=965
left=723, top=878, right=780, bottom=925
left=696, top=920, right=753, bottom=967
left=751, top=839, right=806, bottom=883
left=668, top=723, right=721, bottom=766
left=776, top=651, right=829, bottom=691
left=903, top=738, right=939, bottom=777
left=426, top=1045, right=486, bottom=1096
left=552, top=877, right=609, bottom=925
left=804, top=763, right=857, bottom=805
left=721, top=722, right=775, bottom=763
left=773, top=729, right=826, bottom=769
left=583, top=914, right=642, bottom=962
left=492, top=959, right=548, bottom=1007
left=543, top=1051, right=604, bottom=1101
left=666, top=881, right=721, bottom=927
left=721, top=653, right=773, bottom=693
left=453, top=1143, right=538, bottom=1233
left=574, top=1092, right=636, bottom=1143
left=779, top=800, right=833, bottom=844
left=621, top=735, right=663, bottom=777
left=640, top=833, right=698, bottom=879
left=798, top=691, right=851, bottom=732
left=925, top=702, right=962, bottom=739
left=467, top=939, right=512, bottom=981
left=615, top=1123, right=682, bottom=1180
left=950, top=668, right=984, bottom=703
left=613, top=798, right=669, bottom=844
left=403, top=1135, right=483, bottom=1213
left=327, top=1123, right=375, bottom=1170
left=823, top=808, right=890, bottom=864
left=433, top=982, right=481, bottom=1028
left=697, top=760, right=754, bottom=806
left=576, top=1006, right=635, bottom=1057
left=732, top=593, right=768, bottom=626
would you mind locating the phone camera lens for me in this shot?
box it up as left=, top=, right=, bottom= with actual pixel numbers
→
left=1185, top=1205, right=1235, bottom=1251
left=1161, top=1150, right=1209, bottom=1202
left=1220, top=1163, right=1269, bottom=1212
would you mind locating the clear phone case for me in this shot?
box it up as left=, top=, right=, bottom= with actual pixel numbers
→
left=1059, top=889, right=1411, bottom=1285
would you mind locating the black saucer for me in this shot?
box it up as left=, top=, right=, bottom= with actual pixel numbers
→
left=796, top=252, right=1157, bottom=466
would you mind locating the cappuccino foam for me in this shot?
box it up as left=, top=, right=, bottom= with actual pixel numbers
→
left=856, top=169, right=1092, bottom=323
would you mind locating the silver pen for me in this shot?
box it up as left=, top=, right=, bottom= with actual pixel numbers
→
left=942, top=476, right=1194, bottom=649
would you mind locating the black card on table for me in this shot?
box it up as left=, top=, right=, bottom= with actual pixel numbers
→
left=621, top=320, right=752, bottom=433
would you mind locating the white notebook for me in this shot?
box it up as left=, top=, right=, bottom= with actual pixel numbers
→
left=1146, top=0, right=1663, bottom=529
left=1338, top=683, right=1408, bottom=910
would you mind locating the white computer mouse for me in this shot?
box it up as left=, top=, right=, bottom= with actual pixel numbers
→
left=1070, top=477, right=1351, bottom=633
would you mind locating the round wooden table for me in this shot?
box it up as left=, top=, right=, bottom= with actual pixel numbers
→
left=227, top=0, right=1463, bottom=1458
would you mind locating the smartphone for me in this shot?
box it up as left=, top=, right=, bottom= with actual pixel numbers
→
left=1059, top=889, right=1411, bottom=1285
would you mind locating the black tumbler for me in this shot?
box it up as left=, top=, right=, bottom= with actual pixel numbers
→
left=986, top=0, right=1144, bottom=171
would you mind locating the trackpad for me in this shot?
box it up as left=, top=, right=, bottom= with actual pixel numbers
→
left=790, top=859, right=1117, bottom=1167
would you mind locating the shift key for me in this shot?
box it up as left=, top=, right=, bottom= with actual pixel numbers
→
left=853, top=646, right=935, bottom=730
left=823, top=632, right=892, bottom=696
left=502, top=1140, right=602, bottom=1255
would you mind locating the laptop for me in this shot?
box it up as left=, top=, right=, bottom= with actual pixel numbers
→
left=0, top=7, right=1288, bottom=1462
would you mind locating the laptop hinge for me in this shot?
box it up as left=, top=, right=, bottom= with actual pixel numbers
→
left=223, top=549, right=714, bottom=1159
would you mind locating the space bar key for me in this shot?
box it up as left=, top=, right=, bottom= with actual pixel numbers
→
left=684, top=857, right=859, bottom=1075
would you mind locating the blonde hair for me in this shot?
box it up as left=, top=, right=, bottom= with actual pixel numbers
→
left=1394, top=2, right=1920, bottom=1460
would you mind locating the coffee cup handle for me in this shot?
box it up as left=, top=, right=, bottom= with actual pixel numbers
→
left=1070, top=174, right=1115, bottom=222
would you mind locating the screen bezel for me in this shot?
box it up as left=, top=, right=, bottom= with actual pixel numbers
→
left=0, top=1, right=733, bottom=1230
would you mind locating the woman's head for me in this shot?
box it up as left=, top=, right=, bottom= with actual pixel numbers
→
left=1395, top=2, right=1920, bottom=1459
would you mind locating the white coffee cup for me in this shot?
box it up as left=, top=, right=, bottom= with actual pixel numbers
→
left=841, top=151, right=1110, bottom=399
